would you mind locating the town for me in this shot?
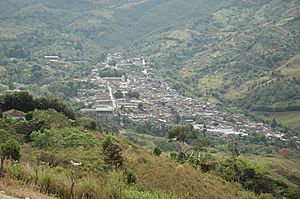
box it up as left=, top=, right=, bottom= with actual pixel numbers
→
left=75, top=53, right=287, bottom=141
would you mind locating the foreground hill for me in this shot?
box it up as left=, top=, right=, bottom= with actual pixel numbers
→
left=0, top=114, right=255, bottom=199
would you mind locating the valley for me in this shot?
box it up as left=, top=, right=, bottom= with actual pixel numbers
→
left=77, top=53, right=289, bottom=142
left=0, top=0, right=300, bottom=198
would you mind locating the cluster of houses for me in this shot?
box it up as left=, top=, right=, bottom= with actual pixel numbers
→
left=76, top=53, right=287, bottom=141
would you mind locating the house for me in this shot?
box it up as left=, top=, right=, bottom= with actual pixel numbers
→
left=44, top=55, right=59, bottom=59
left=2, top=109, right=26, bottom=120
left=80, top=105, right=115, bottom=117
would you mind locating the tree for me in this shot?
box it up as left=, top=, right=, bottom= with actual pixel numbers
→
left=127, top=90, right=140, bottom=99
left=34, top=97, right=76, bottom=120
left=78, top=117, right=97, bottom=130
left=113, top=90, right=124, bottom=99
left=228, top=141, right=240, bottom=161
left=6, top=44, right=28, bottom=58
left=193, top=137, right=210, bottom=152
left=174, top=113, right=181, bottom=125
left=168, top=126, right=186, bottom=142
left=228, top=140, right=240, bottom=181
left=271, top=119, right=277, bottom=129
left=168, top=125, right=196, bottom=143
left=31, top=64, right=44, bottom=83
left=0, top=129, right=10, bottom=144
left=108, top=60, right=117, bottom=66
left=153, top=147, right=162, bottom=156
left=0, top=139, right=21, bottom=177
left=0, top=91, right=35, bottom=112
left=103, top=138, right=123, bottom=168
left=138, top=102, right=143, bottom=111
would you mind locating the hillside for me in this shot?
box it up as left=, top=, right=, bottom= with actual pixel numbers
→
left=0, top=93, right=299, bottom=198
left=0, top=1, right=300, bottom=198
left=0, top=0, right=299, bottom=112
left=0, top=94, right=257, bottom=199
left=123, top=0, right=300, bottom=132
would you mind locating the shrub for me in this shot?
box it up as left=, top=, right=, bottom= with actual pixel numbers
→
left=38, top=166, right=70, bottom=198
left=103, top=138, right=123, bottom=168
left=9, top=163, right=33, bottom=182
left=31, top=128, right=96, bottom=149
left=125, top=170, right=137, bottom=184
left=153, top=147, right=162, bottom=156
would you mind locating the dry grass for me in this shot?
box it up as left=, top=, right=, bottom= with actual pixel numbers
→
left=124, top=149, right=256, bottom=199
left=279, top=53, right=300, bottom=79
left=272, top=112, right=300, bottom=132
left=0, top=180, right=58, bottom=199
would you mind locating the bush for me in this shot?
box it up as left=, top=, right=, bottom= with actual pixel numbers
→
left=103, top=137, right=123, bottom=168
left=38, top=166, right=70, bottom=198
left=125, top=170, right=137, bottom=184
left=153, top=147, right=162, bottom=156
left=9, top=163, right=33, bottom=182
left=31, top=128, right=96, bottom=149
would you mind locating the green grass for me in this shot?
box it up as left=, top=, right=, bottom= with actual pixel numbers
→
left=280, top=53, right=300, bottom=79
left=254, top=111, right=300, bottom=132
left=198, top=73, right=224, bottom=94
left=270, top=112, right=300, bottom=132
left=118, top=129, right=166, bottom=149
left=4, top=129, right=257, bottom=199
left=248, top=156, right=300, bottom=187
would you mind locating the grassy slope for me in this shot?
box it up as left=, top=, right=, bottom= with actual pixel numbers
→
left=248, top=156, right=300, bottom=187
left=257, top=112, right=300, bottom=132
left=252, top=53, right=300, bottom=132
left=279, top=53, right=300, bottom=79
left=125, top=0, right=299, bottom=103
left=118, top=129, right=166, bottom=149
left=6, top=130, right=254, bottom=199
left=124, top=149, right=254, bottom=199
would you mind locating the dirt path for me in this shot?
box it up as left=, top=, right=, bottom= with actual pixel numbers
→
left=0, top=182, right=57, bottom=199
left=0, top=192, right=19, bottom=199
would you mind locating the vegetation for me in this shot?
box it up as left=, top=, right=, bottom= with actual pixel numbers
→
left=113, top=90, right=124, bottom=99
left=0, top=94, right=299, bottom=198
left=0, top=92, right=75, bottom=119
left=99, top=68, right=125, bottom=78
left=0, top=0, right=300, bottom=198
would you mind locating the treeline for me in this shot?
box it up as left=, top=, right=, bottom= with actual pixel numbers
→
left=237, top=80, right=300, bottom=109
left=251, top=105, right=300, bottom=112
left=0, top=92, right=75, bottom=119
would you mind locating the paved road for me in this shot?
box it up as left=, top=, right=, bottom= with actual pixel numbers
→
left=107, top=83, right=116, bottom=108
